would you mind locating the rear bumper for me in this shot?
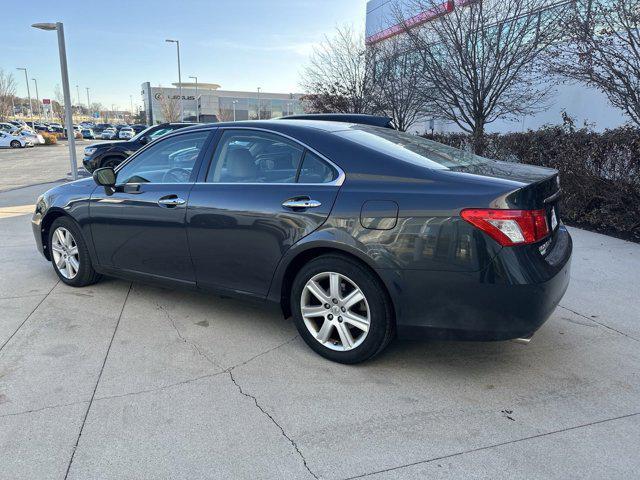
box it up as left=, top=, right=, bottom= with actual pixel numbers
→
left=389, top=225, right=572, bottom=341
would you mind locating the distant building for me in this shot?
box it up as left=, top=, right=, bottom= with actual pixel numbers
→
left=141, top=82, right=304, bottom=125
left=365, top=0, right=627, bottom=133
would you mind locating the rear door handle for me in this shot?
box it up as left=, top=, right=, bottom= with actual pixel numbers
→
left=158, top=195, right=186, bottom=207
left=282, top=197, right=322, bottom=209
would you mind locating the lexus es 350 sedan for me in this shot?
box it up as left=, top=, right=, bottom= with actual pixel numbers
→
left=32, top=117, right=572, bottom=363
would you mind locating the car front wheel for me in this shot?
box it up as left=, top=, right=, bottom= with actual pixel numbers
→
left=10, top=140, right=21, bottom=148
left=48, top=217, right=102, bottom=287
left=291, top=254, right=394, bottom=364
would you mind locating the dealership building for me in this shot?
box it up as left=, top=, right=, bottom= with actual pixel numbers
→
left=365, top=0, right=626, bottom=133
left=141, top=82, right=304, bottom=124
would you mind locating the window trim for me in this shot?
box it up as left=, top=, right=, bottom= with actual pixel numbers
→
left=201, top=127, right=345, bottom=187
left=113, top=128, right=215, bottom=186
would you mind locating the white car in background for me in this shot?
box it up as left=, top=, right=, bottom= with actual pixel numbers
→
left=17, top=129, right=45, bottom=145
left=0, top=122, right=18, bottom=133
left=101, top=128, right=117, bottom=140
left=118, top=127, right=135, bottom=139
left=0, top=132, right=32, bottom=148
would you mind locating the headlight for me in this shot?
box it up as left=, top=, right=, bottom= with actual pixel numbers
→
left=84, top=147, right=97, bottom=155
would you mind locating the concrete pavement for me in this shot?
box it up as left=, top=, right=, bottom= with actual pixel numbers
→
left=0, top=182, right=638, bottom=480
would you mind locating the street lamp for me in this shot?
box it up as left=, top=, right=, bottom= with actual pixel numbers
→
left=16, top=68, right=33, bottom=124
left=188, top=75, right=198, bottom=122
left=232, top=99, right=238, bottom=122
left=257, top=87, right=261, bottom=120
left=32, top=78, right=42, bottom=122
left=85, top=87, right=91, bottom=117
left=32, top=22, right=78, bottom=180
left=165, top=39, right=183, bottom=121
left=130, top=94, right=133, bottom=121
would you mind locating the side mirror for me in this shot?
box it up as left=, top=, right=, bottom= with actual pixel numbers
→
left=93, top=167, right=116, bottom=187
left=139, top=135, right=149, bottom=145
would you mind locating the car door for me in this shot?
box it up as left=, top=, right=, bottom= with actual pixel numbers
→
left=89, top=129, right=213, bottom=283
left=187, top=128, right=344, bottom=297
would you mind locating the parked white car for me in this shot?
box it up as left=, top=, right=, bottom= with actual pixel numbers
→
left=17, top=129, right=45, bottom=145
left=101, top=128, right=117, bottom=140
left=118, top=127, right=135, bottom=139
left=0, top=132, right=32, bottom=148
left=0, top=122, right=18, bottom=133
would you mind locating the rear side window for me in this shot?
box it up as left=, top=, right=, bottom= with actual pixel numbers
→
left=297, top=151, right=337, bottom=183
left=206, top=130, right=305, bottom=183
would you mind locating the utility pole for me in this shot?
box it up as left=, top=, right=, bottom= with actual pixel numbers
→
left=85, top=87, right=91, bottom=117
left=232, top=99, right=237, bottom=122
left=32, top=22, right=78, bottom=180
left=16, top=68, right=33, bottom=124
left=165, top=39, right=183, bottom=121
left=188, top=75, right=198, bottom=122
left=257, top=87, right=261, bottom=120
left=32, top=78, right=42, bottom=122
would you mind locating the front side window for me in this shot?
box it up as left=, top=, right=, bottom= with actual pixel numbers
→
left=116, top=131, right=209, bottom=184
left=206, top=130, right=305, bottom=183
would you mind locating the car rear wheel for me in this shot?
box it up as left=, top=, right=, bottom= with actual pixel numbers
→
left=10, top=140, right=21, bottom=148
left=291, top=254, right=394, bottom=363
left=48, top=217, right=101, bottom=287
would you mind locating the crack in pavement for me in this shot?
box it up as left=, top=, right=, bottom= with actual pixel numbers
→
left=559, top=305, right=639, bottom=342
left=157, top=302, right=226, bottom=371
left=343, top=411, right=640, bottom=479
left=63, top=282, right=133, bottom=480
left=228, top=369, right=319, bottom=480
left=0, top=399, right=89, bottom=419
left=0, top=280, right=60, bottom=356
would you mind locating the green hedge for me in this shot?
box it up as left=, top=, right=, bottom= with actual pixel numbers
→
left=424, top=126, right=640, bottom=242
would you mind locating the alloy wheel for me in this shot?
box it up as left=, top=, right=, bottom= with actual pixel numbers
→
left=51, top=227, right=80, bottom=279
left=301, top=272, right=371, bottom=351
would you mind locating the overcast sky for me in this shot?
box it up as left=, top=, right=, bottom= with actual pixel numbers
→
left=1, top=0, right=368, bottom=110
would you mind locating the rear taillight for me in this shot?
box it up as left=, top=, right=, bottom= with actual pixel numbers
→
left=460, top=209, right=549, bottom=246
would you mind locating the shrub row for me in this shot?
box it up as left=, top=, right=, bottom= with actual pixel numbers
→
left=424, top=125, right=640, bottom=242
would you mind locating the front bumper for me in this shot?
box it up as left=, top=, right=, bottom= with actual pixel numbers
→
left=391, top=225, right=572, bottom=341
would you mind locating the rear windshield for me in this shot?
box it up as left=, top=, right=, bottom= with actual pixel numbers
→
left=335, top=125, right=489, bottom=169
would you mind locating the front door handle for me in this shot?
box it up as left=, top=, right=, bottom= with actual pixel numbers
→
left=158, top=195, right=186, bottom=207
left=282, top=197, right=322, bottom=209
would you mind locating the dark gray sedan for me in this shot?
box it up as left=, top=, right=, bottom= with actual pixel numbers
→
left=32, top=117, right=571, bottom=363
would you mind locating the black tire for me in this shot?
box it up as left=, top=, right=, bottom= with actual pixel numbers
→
left=101, top=157, right=121, bottom=169
left=48, top=216, right=102, bottom=287
left=10, top=140, right=21, bottom=148
left=291, top=254, right=395, bottom=364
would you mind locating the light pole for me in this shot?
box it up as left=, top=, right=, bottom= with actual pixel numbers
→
left=188, top=75, right=198, bottom=122
left=32, top=78, right=42, bottom=122
left=232, top=99, right=237, bottom=122
left=16, top=68, right=33, bottom=124
left=257, top=87, right=261, bottom=120
left=165, top=39, right=183, bottom=121
left=32, top=22, right=78, bottom=180
left=130, top=94, right=133, bottom=122
left=85, top=87, right=91, bottom=118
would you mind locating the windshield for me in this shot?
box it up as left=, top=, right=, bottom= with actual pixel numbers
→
left=130, top=125, right=156, bottom=142
left=335, top=125, right=490, bottom=169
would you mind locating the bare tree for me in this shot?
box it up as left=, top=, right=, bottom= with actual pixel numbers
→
left=157, top=89, right=180, bottom=123
left=0, top=69, right=17, bottom=120
left=370, top=38, right=429, bottom=131
left=397, top=0, right=564, bottom=153
left=301, top=26, right=377, bottom=114
left=551, top=0, right=640, bottom=126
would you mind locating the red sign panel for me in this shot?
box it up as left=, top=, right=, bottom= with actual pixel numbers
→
left=366, top=0, right=455, bottom=45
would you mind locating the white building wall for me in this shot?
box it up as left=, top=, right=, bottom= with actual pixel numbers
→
left=365, top=0, right=628, bottom=133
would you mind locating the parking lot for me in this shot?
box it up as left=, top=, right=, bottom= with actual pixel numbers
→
left=0, top=141, right=104, bottom=192
left=0, top=170, right=639, bottom=477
